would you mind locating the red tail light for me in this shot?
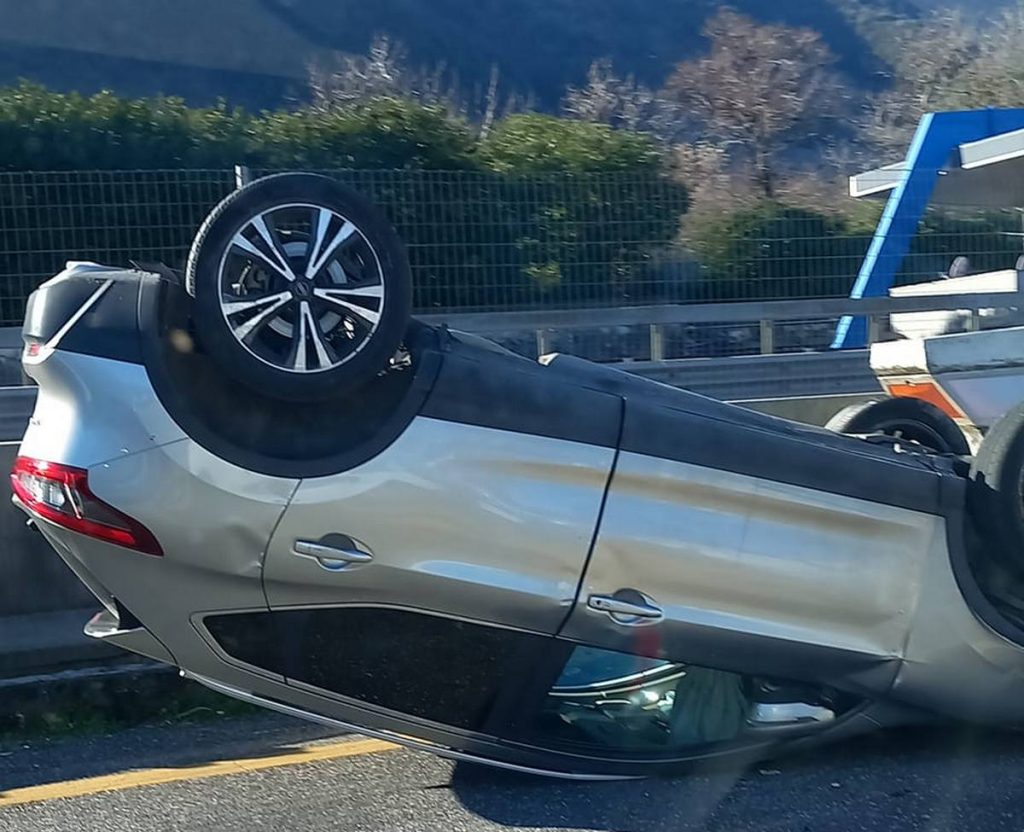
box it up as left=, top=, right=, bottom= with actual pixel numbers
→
left=10, top=456, right=163, bottom=556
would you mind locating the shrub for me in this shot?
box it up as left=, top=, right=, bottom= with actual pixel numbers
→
left=251, top=99, right=479, bottom=171
left=685, top=200, right=872, bottom=300
left=480, top=113, right=662, bottom=173
left=0, top=83, right=248, bottom=170
left=0, top=84, right=478, bottom=172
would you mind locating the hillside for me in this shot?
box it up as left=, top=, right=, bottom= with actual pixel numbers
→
left=256, top=0, right=900, bottom=103
left=912, top=0, right=1012, bottom=11
left=0, top=0, right=990, bottom=110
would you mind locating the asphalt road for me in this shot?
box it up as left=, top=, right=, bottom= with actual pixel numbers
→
left=4, top=714, right=1024, bottom=832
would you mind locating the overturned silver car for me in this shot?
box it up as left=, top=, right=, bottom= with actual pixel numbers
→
left=12, top=174, right=1024, bottom=779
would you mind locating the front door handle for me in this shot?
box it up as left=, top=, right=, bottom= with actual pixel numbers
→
left=293, top=538, right=373, bottom=572
left=588, top=592, right=663, bottom=624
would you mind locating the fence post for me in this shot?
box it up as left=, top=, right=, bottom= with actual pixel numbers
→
left=649, top=324, right=666, bottom=362
left=234, top=165, right=253, bottom=190
left=759, top=319, right=774, bottom=355
left=536, top=329, right=553, bottom=358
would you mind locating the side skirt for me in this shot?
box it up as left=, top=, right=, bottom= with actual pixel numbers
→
left=181, top=671, right=640, bottom=782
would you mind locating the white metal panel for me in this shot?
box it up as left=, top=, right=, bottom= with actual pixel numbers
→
left=959, top=128, right=1024, bottom=170
left=850, top=162, right=905, bottom=198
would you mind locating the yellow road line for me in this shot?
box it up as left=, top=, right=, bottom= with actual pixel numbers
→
left=0, top=737, right=398, bottom=808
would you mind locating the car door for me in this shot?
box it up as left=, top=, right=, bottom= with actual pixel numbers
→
left=258, top=414, right=617, bottom=727
left=558, top=400, right=945, bottom=701
left=263, top=415, right=617, bottom=629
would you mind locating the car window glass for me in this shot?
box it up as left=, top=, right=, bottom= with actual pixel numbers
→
left=535, top=644, right=847, bottom=754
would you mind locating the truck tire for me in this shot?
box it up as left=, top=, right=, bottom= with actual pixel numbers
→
left=825, top=398, right=969, bottom=456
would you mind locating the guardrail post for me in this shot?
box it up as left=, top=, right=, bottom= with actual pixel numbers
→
left=649, top=324, right=666, bottom=361
left=536, top=329, right=553, bottom=358
left=759, top=320, right=774, bottom=355
left=867, top=315, right=882, bottom=345
left=234, top=165, right=253, bottom=189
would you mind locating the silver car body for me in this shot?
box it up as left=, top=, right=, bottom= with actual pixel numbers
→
left=14, top=263, right=1024, bottom=778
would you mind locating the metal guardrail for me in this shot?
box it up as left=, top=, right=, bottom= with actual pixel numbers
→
left=0, top=286, right=1016, bottom=387
left=421, top=289, right=1024, bottom=358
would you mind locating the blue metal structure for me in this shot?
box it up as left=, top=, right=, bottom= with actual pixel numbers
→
left=834, top=109, right=1024, bottom=349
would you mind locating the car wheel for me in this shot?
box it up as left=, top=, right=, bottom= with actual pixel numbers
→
left=186, top=172, right=412, bottom=402
left=825, top=397, right=969, bottom=456
left=969, top=402, right=1024, bottom=571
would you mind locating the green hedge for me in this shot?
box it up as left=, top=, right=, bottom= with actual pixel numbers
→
left=686, top=203, right=874, bottom=300
left=0, top=85, right=688, bottom=320
left=0, top=83, right=662, bottom=174
left=684, top=200, right=1024, bottom=302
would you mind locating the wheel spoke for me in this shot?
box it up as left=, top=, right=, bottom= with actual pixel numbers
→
left=306, top=219, right=356, bottom=280
left=292, top=300, right=334, bottom=371
left=222, top=290, right=292, bottom=317
left=229, top=293, right=292, bottom=342
left=305, top=207, right=333, bottom=279
left=231, top=215, right=297, bottom=283
left=293, top=300, right=308, bottom=372
left=313, top=287, right=382, bottom=326
left=251, top=214, right=298, bottom=281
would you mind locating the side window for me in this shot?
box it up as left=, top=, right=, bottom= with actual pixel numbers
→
left=532, top=645, right=852, bottom=755
left=204, top=608, right=551, bottom=732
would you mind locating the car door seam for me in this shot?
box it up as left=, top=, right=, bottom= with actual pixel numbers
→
left=260, top=478, right=304, bottom=611
left=555, top=394, right=625, bottom=635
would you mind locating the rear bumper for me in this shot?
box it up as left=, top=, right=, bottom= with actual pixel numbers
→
left=13, top=496, right=178, bottom=667
left=85, top=604, right=176, bottom=666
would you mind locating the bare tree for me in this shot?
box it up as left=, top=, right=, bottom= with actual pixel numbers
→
left=663, top=9, right=848, bottom=198
left=309, top=34, right=412, bottom=109
left=309, top=34, right=532, bottom=128
left=479, top=65, right=501, bottom=138
left=863, top=10, right=980, bottom=152
left=563, top=60, right=654, bottom=131
left=671, top=141, right=729, bottom=202
left=562, top=59, right=684, bottom=144
left=949, top=6, right=1024, bottom=109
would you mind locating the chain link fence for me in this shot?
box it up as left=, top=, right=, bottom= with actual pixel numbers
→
left=0, top=170, right=236, bottom=325
left=0, top=168, right=691, bottom=326
left=3, top=168, right=1024, bottom=358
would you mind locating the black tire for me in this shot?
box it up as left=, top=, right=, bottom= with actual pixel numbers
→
left=824, top=397, right=969, bottom=456
left=186, top=172, right=412, bottom=402
left=968, top=402, right=1024, bottom=570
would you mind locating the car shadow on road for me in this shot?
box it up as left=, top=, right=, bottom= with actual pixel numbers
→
left=449, top=725, right=1024, bottom=832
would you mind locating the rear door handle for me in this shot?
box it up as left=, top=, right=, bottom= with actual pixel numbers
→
left=293, top=539, right=373, bottom=571
left=588, top=592, right=663, bottom=623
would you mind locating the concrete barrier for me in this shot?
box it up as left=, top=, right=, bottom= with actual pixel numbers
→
left=0, top=328, right=27, bottom=387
